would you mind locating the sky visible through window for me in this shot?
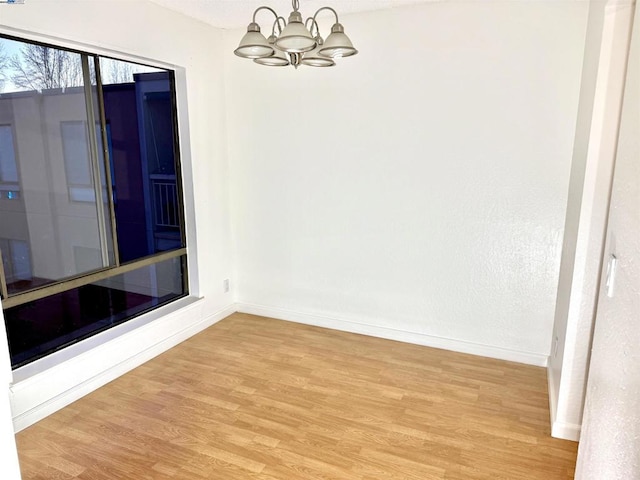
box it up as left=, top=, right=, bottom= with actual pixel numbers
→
left=0, top=37, right=24, bottom=92
left=0, top=37, right=162, bottom=93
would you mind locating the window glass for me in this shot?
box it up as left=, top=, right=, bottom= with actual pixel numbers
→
left=4, top=255, right=187, bottom=368
left=61, top=121, right=109, bottom=203
left=0, top=125, right=20, bottom=202
left=99, top=58, right=162, bottom=85
left=61, top=121, right=92, bottom=187
left=0, top=238, right=32, bottom=289
left=0, top=39, right=115, bottom=293
left=100, top=58, right=184, bottom=262
left=0, top=126, right=18, bottom=183
left=0, top=36, right=83, bottom=93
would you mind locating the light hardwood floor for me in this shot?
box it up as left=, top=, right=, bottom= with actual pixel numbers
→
left=16, top=313, right=577, bottom=479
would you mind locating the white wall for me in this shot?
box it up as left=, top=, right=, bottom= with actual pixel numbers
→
left=549, top=0, right=635, bottom=441
left=0, top=0, right=235, bottom=436
left=575, top=2, right=639, bottom=476
left=227, top=1, right=587, bottom=364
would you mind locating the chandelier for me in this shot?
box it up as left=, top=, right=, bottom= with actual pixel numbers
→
left=234, top=0, right=358, bottom=68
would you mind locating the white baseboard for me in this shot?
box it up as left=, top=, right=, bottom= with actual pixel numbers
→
left=10, top=300, right=236, bottom=432
left=236, top=302, right=549, bottom=367
left=552, top=419, right=581, bottom=441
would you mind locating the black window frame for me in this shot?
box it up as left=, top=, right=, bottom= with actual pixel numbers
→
left=0, top=33, right=190, bottom=368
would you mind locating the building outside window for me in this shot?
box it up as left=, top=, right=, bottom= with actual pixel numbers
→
left=0, top=35, right=188, bottom=368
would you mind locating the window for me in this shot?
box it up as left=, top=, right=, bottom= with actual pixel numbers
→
left=0, top=126, right=18, bottom=183
left=0, top=36, right=188, bottom=368
left=61, top=121, right=95, bottom=202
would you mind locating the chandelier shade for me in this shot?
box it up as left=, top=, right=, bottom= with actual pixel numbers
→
left=300, top=37, right=336, bottom=67
left=317, top=24, right=358, bottom=58
left=254, top=36, right=291, bottom=66
left=234, top=23, right=274, bottom=59
left=274, top=11, right=317, bottom=53
left=234, top=0, right=358, bottom=69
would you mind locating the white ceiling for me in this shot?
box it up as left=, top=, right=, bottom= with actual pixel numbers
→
left=147, top=0, right=435, bottom=29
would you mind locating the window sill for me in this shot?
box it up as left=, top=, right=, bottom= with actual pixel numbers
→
left=11, top=294, right=204, bottom=384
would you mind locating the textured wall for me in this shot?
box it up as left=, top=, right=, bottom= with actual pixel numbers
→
left=227, top=1, right=587, bottom=358
left=575, top=2, right=640, bottom=477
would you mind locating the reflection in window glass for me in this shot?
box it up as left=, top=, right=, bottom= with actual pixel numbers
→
left=0, top=238, right=32, bottom=290
left=0, top=37, right=85, bottom=94
left=101, top=58, right=184, bottom=262
left=61, top=121, right=92, bottom=187
left=0, top=126, right=18, bottom=183
left=99, top=58, right=162, bottom=86
left=0, top=40, right=114, bottom=294
left=61, top=121, right=109, bottom=203
left=4, top=255, right=187, bottom=367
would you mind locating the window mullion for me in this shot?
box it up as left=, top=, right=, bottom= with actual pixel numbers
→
left=81, top=55, right=110, bottom=268
left=169, top=75, right=187, bottom=249
left=93, top=57, right=121, bottom=267
left=0, top=247, right=8, bottom=300
left=1, top=248, right=186, bottom=309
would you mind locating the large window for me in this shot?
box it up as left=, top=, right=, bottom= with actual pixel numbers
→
left=0, top=36, right=188, bottom=368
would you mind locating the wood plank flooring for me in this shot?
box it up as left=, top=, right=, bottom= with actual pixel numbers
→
left=16, top=313, right=578, bottom=479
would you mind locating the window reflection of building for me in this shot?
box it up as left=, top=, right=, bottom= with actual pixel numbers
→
left=0, top=125, right=19, bottom=185
left=0, top=71, right=181, bottom=288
